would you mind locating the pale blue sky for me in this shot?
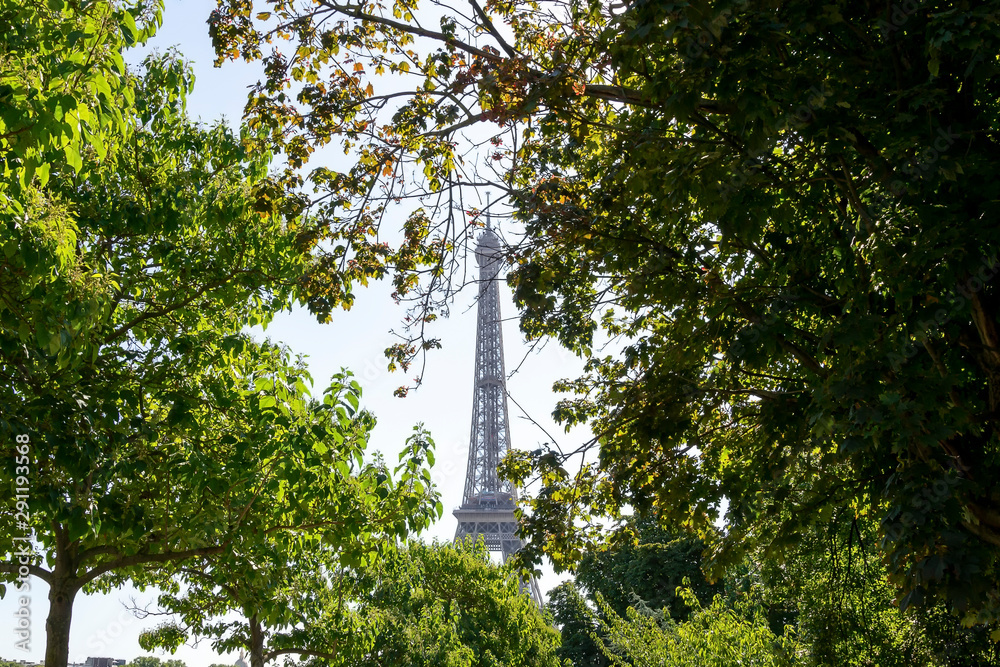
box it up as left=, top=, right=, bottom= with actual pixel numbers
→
left=1, top=1, right=588, bottom=664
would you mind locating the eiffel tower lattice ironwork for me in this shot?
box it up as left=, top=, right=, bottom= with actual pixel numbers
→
left=453, top=210, right=543, bottom=606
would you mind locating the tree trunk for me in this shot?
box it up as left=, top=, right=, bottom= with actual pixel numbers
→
left=249, top=615, right=266, bottom=667
left=45, top=577, right=76, bottom=667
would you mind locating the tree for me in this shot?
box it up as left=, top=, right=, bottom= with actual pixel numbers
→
left=125, top=658, right=187, bottom=667
left=1, top=16, right=437, bottom=667
left=136, top=428, right=441, bottom=667
left=575, top=518, right=719, bottom=622
left=546, top=582, right=607, bottom=667
left=595, top=587, right=802, bottom=667
left=547, top=519, right=720, bottom=667
left=206, top=0, right=676, bottom=387
left=343, top=540, right=563, bottom=666
left=493, top=0, right=1000, bottom=627
left=205, top=0, right=1000, bottom=626
left=0, top=0, right=160, bottom=212
left=751, top=513, right=1000, bottom=667
left=549, top=513, right=1000, bottom=666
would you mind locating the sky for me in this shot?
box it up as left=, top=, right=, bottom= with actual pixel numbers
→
left=1, top=2, right=590, bottom=664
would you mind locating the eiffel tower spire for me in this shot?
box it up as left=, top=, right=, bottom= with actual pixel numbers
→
left=454, top=197, right=542, bottom=606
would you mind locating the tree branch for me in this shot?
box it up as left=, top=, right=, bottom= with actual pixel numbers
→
left=264, top=648, right=339, bottom=663
left=105, top=271, right=248, bottom=343
left=468, top=0, right=518, bottom=59
left=319, top=1, right=502, bottom=63
left=0, top=561, right=53, bottom=584
left=425, top=111, right=487, bottom=137
left=76, top=544, right=231, bottom=589
left=77, top=544, right=120, bottom=566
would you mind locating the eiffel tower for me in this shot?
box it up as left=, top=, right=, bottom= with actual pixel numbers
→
left=453, top=206, right=543, bottom=606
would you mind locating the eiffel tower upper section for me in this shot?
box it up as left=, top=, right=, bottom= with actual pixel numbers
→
left=458, top=220, right=516, bottom=511
left=453, top=210, right=542, bottom=604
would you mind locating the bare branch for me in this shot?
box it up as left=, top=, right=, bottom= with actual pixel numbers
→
left=468, top=0, right=519, bottom=59
left=318, top=1, right=504, bottom=63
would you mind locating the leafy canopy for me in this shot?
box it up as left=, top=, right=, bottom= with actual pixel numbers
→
left=595, top=587, right=802, bottom=667
left=205, top=0, right=1000, bottom=627
left=1, top=6, right=438, bottom=667
left=0, top=0, right=161, bottom=203
left=138, top=428, right=442, bottom=667
left=343, top=540, right=563, bottom=667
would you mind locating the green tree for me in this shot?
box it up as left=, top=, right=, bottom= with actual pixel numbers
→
left=595, top=587, right=802, bottom=667
left=137, top=428, right=441, bottom=667
left=751, top=514, right=1000, bottom=666
left=127, top=658, right=163, bottom=667
left=546, top=582, right=606, bottom=667
left=548, top=519, right=720, bottom=667
left=914, top=605, right=1000, bottom=667
left=575, top=519, right=719, bottom=622
left=125, top=658, right=186, bottom=667
left=495, top=0, right=1000, bottom=629
left=345, top=540, right=563, bottom=667
left=0, top=0, right=160, bottom=208
left=208, top=0, right=1000, bottom=628
left=206, top=0, right=668, bottom=387
left=1, top=26, right=435, bottom=667
left=755, top=516, right=931, bottom=666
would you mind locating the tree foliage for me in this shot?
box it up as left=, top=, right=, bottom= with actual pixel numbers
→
left=342, top=540, right=563, bottom=667
left=0, top=0, right=161, bottom=201
left=125, top=657, right=187, bottom=667
left=206, top=0, right=677, bottom=385
left=546, top=582, right=607, bottom=667
left=137, top=428, right=442, bottom=667
left=547, top=519, right=720, bottom=666
left=595, top=587, right=802, bottom=667
left=575, top=518, right=719, bottom=622
left=207, top=0, right=1000, bottom=626
left=500, top=0, right=1000, bottom=630
left=556, top=512, right=1000, bottom=666
left=751, top=515, right=1000, bottom=666
left=1, top=6, right=437, bottom=667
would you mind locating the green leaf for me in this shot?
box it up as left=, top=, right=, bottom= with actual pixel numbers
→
left=119, top=11, right=139, bottom=44
left=64, top=143, right=82, bottom=172
left=36, top=162, right=50, bottom=187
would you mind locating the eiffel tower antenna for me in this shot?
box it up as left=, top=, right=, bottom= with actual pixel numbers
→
left=454, top=194, right=542, bottom=606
